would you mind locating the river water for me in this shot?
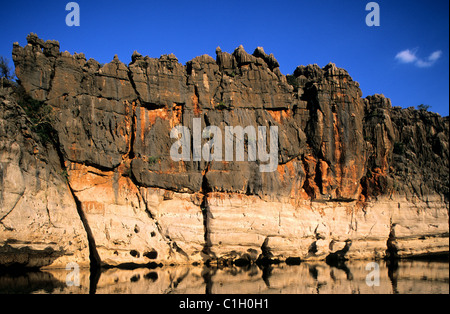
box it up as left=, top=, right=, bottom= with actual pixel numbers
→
left=0, top=259, right=448, bottom=294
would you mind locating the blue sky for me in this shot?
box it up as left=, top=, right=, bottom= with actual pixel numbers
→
left=1, top=0, right=448, bottom=116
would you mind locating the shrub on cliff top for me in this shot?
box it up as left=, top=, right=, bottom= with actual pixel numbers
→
left=0, top=56, right=13, bottom=80
left=13, top=84, right=57, bottom=144
left=417, top=104, right=431, bottom=111
left=0, top=56, right=15, bottom=87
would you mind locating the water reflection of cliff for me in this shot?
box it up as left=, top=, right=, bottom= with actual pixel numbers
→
left=0, top=260, right=448, bottom=294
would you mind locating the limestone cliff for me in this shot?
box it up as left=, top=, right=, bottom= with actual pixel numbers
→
left=0, top=33, right=448, bottom=268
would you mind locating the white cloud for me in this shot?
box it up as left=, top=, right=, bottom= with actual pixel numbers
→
left=415, top=59, right=433, bottom=68
left=395, top=49, right=442, bottom=68
left=395, top=49, right=417, bottom=63
left=428, top=50, right=442, bottom=62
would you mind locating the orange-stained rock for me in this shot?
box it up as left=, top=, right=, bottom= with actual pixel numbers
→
left=2, top=34, right=447, bottom=267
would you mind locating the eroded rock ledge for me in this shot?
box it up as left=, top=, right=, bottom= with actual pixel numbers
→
left=1, top=33, right=448, bottom=268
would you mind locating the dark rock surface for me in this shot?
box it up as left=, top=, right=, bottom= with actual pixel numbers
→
left=1, top=33, right=448, bottom=267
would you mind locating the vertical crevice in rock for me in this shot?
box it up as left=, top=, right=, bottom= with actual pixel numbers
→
left=128, top=102, right=137, bottom=160
left=200, top=164, right=214, bottom=259
left=136, top=184, right=190, bottom=261
left=126, top=65, right=141, bottom=104
left=314, top=161, right=324, bottom=195
left=45, top=56, right=57, bottom=102
left=301, top=154, right=316, bottom=199
left=197, top=112, right=215, bottom=260
left=67, top=184, right=102, bottom=270
left=126, top=66, right=140, bottom=161
left=51, top=131, right=102, bottom=270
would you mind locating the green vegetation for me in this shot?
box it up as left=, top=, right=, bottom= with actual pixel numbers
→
left=148, top=156, right=160, bottom=165
left=14, top=85, right=56, bottom=145
left=0, top=56, right=15, bottom=87
left=215, top=102, right=230, bottom=110
left=417, top=104, right=430, bottom=111
left=1, top=55, right=56, bottom=145
left=0, top=56, right=13, bottom=80
left=60, top=168, right=69, bottom=182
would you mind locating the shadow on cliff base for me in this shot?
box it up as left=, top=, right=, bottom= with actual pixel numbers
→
left=0, top=244, right=62, bottom=270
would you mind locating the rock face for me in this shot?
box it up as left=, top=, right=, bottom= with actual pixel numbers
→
left=0, top=33, right=448, bottom=268
left=0, top=87, right=89, bottom=268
